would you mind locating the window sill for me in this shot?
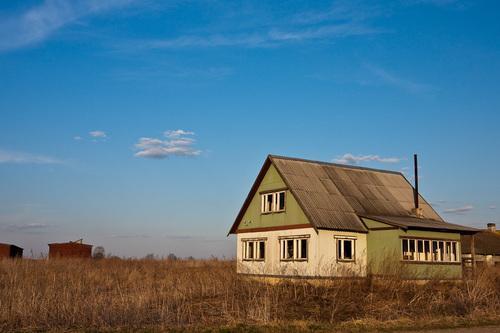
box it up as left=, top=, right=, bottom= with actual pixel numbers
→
left=401, top=260, right=461, bottom=265
left=337, top=259, right=355, bottom=263
left=261, top=210, right=286, bottom=215
left=280, top=259, right=308, bottom=262
left=242, top=259, right=265, bottom=262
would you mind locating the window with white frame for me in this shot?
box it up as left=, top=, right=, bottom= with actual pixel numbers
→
left=242, top=239, right=266, bottom=261
left=336, top=237, right=355, bottom=261
left=261, top=191, right=286, bottom=213
left=279, top=236, right=308, bottom=261
left=401, top=238, right=460, bottom=263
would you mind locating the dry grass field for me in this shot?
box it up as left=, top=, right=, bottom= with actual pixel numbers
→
left=0, top=258, right=499, bottom=332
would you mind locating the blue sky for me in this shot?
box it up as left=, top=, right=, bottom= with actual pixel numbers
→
left=0, top=0, right=499, bottom=258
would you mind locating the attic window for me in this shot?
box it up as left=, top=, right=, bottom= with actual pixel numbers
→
left=261, top=191, right=286, bottom=213
left=242, top=239, right=266, bottom=261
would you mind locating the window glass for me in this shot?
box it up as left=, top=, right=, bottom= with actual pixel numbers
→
left=432, top=241, right=438, bottom=261
left=344, top=240, right=353, bottom=260
left=446, top=242, right=451, bottom=262
left=243, top=240, right=265, bottom=261
left=259, top=241, right=265, bottom=260
left=300, top=239, right=307, bottom=259
left=266, top=194, right=273, bottom=212
left=337, top=238, right=355, bottom=261
left=424, top=241, right=430, bottom=261
left=402, top=239, right=410, bottom=260
left=409, top=239, right=416, bottom=260
left=278, top=192, right=285, bottom=211
left=280, top=237, right=308, bottom=261
left=261, top=191, right=286, bottom=213
left=286, top=239, right=294, bottom=259
left=248, top=242, right=254, bottom=259
left=402, top=239, right=459, bottom=263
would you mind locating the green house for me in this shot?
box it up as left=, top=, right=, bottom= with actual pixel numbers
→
left=228, top=155, right=477, bottom=279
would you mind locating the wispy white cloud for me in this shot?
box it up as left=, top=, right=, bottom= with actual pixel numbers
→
left=489, top=205, right=496, bottom=210
left=4, top=223, right=51, bottom=230
left=115, top=2, right=384, bottom=52
left=406, top=0, right=459, bottom=6
left=164, top=129, right=194, bottom=138
left=89, top=130, right=107, bottom=138
left=125, top=23, right=380, bottom=50
left=0, top=0, right=136, bottom=52
left=73, top=135, right=83, bottom=141
left=0, top=222, right=53, bottom=235
left=0, top=149, right=63, bottom=164
left=110, top=65, right=234, bottom=82
left=443, top=205, right=474, bottom=214
left=292, top=1, right=384, bottom=25
left=333, top=153, right=401, bottom=165
left=364, top=63, right=435, bottom=93
left=134, top=129, right=202, bottom=159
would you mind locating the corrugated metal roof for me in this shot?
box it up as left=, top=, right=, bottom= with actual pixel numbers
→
left=462, top=231, right=500, bottom=255
left=270, top=155, right=446, bottom=232
left=228, top=155, right=475, bottom=234
left=362, top=215, right=478, bottom=233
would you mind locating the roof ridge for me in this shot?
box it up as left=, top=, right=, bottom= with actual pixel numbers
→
left=268, top=154, right=403, bottom=175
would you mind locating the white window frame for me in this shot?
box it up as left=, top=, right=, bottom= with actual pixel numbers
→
left=335, top=236, right=356, bottom=262
left=279, top=236, right=309, bottom=261
left=260, top=191, right=286, bottom=214
left=242, top=238, right=266, bottom=261
left=401, top=238, right=460, bottom=263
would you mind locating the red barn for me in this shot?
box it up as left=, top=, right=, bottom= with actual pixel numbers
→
left=48, top=239, right=92, bottom=259
left=0, top=243, right=23, bottom=259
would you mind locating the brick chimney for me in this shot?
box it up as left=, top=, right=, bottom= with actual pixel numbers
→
left=487, top=223, right=496, bottom=232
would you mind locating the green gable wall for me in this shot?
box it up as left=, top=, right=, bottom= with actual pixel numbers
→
left=364, top=218, right=462, bottom=279
left=237, top=164, right=311, bottom=231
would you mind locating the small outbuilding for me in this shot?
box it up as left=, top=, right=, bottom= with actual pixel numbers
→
left=0, top=243, right=23, bottom=259
left=48, top=239, right=93, bottom=259
left=462, top=223, right=500, bottom=267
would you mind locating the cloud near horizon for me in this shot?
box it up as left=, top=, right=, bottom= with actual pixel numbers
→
left=333, top=153, right=401, bottom=165
left=0, top=149, right=63, bottom=164
left=1, top=223, right=52, bottom=234
left=443, top=205, right=474, bottom=214
left=134, top=129, right=201, bottom=159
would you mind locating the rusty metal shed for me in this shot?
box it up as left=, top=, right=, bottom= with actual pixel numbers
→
left=0, top=243, right=23, bottom=259
left=48, top=239, right=92, bottom=259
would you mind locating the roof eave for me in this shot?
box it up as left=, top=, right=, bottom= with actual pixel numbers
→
left=405, top=226, right=478, bottom=234
left=227, top=156, right=273, bottom=236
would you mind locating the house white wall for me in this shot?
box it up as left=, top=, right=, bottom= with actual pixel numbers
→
left=237, top=228, right=367, bottom=277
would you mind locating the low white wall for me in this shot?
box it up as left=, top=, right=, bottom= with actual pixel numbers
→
left=236, top=228, right=367, bottom=277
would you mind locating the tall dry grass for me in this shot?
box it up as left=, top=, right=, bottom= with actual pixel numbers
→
left=0, top=258, right=499, bottom=331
